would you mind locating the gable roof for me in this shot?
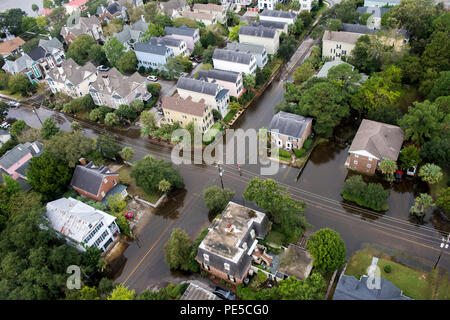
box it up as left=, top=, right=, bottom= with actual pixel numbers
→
left=161, top=95, right=207, bottom=117
left=349, top=119, right=404, bottom=160
left=106, top=1, right=123, bottom=15
left=269, top=111, right=313, bottom=139
left=213, top=48, right=253, bottom=65
left=333, top=275, right=411, bottom=300
left=47, top=58, right=97, bottom=86
left=322, top=30, right=361, bottom=44
left=89, top=68, right=147, bottom=99
left=114, top=25, right=142, bottom=44
left=250, top=20, right=288, bottom=30
left=226, top=41, right=266, bottom=55
left=341, top=23, right=379, bottom=34
left=260, top=9, right=297, bottom=19
left=149, top=36, right=183, bottom=48
left=193, top=3, right=224, bottom=12
left=197, top=69, right=240, bottom=83
left=70, top=161, right=118, bottom=197
left=2, top=54, right=35, bottom=74
left=164, top=25, right=197, bottom=37
left=160, top=0, right=187, bottom=14
left=132, top=19, right=149, bottom=32
left=0, top=141, right=43, bottom=170
left=181, top=282, right=221, bottom=300
left=27, top=46, right=47, bottom=61
left=61, top=16, right=101, bottom=38
left=177, top=77, right=219, bottom=96
left=134, top=41, right=170, bottom=56
left=239, top=25, right=277, bottom=39
left=181, top=11, right=215, bottom=21
left=0, top=37, right=25, bottom=55
left=39, top=38, right=64, bottom=53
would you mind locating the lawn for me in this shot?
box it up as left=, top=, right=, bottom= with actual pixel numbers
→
left=223, top=109, right=237, bottom=123
left=0, top=89, right=24, bottom=100
left=203, top=122, right=223, bottom=144
left=345, top=247, right=448, bottom=300
left=118, top=166, right=161, bottom=204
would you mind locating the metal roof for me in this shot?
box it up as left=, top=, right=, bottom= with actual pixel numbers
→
left=197, top=69, right=240, bottom=83
left=181, top=282, right=221, bottom=300
left=134, top=41, right=169, bottom=56
left=268, top=111, right=313, bottom=139
left=226, top=41, right=266, bottom=55
left=250, top=20, right=288, bottom=30
left=213, top=48, right=253, bottom=64
left=177, top=77, right=219, bottom=96
left=164, top=25, right=197, bottom=37
left=0, top=141, right=43, bottom=171
left=260, top=9, right=297, bottom=19
left=239, top=25, right=277, bottom=39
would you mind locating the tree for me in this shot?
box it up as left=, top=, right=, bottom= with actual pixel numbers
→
left=2, top=174, right=21, bottom=195
left=130, top=99, right=144, bottom=113
left=327, top=63, right=361, bottom=84
left=306, top=228, right=346, bottom=273
left=0, top=101, right=9, bottom=116
left=399, top=101, right=444, bottom=145
left=378, top=159, right=397, bottom=182
left=202, top=45, right=217, bottom=65
left=275, top=273, right=326, bottom=300
left=399, top=146, right=421, bottom=169
left=106, top=193, right=127, bottom=213
left=326, top=18, right=342, bottom=31
left=70, top=121, right=83, bottom=132
left=115, top=104, right=137, bottom=121
left=347, top=35, right=382, bottom=74
left=229, top=24, right=241, bottom=41
left=0, top=9, right=27, bottom=36
left=146, top=83, right=161, bottom=97
left=26, top=152, right=72, bottom=200
left=410, top=193, right=434, bottom=218
left=88, top=43, right=107, bottom=65
left=418, top=163, right=443, bottom=184
left=359, top=12, right=372, bottom=26
left=131, top=155, right=184, bottom=195
left=43, top=0, right=53, bottom=9
left=428, top=71, right=450, bottom=102
left=436, top=188, right=450, bottom=215
left=96, top=134, right=120, bottom=159
left=202, top=186, right=235, bottom=214
left=293, top=61, right=315, bottom=84
left=164, top=228, right=194, bottom=271
left=158, top=179, right=171, bottom=194
left=103, top=37, right=126, bottom=67
left=105, top=112, right=120, bottom=126
left=45, top=131, right=94, bottom=167
left=278, top=34, right=298, bottom=60
left=10, top=120, right=28, bottom=137
left=120, top=147, right=134, bottom=161
left=422, top=31, right=450, bottom=71
left=421, top=133, right=450, bottom=168
left=243, top=74, right=256, bottom=91
left=8, top=74, right=33, bottom=96
left=78, top=286, right=99, bottom=300
left=341, top=175, right=389, bottom=211
left=140, top=110, right=156, bottom=130
left=116, top=50, right=137, bottom=74
left=40, top=118, right=60, bottom=140
left=297, top=82, right=349, bottom=137
left=66, top=35, right=96, bottom=65
left=108, top=285, right=135, bottom=300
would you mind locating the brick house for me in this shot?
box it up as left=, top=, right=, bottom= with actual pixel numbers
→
left=70, top=160, right=122, bottom=201
left=345, top=119, right=404, bottom=174
left=196, top=202, right=269, bottom=284
left=60, top=15, right=104, bottom=45
left=268, top=111, right=313, bottom=151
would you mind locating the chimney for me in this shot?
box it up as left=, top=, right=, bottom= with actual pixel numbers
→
left=79, top=158, right=87, bottom=165
left=102, top=73, right=109, bottom=86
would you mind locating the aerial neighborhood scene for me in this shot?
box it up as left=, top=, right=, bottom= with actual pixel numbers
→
left=0, top=0, right=449, bottom=306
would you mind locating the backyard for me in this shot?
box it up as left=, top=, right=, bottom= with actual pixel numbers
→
left=118, top=165, right=161, bottom=204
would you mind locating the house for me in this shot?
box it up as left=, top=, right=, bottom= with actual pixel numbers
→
left=238, top=25, right=280, bottom=55
left=113, top=18, right=149, bottom=50
left=363, top=0, right=400, bottom=7
left=225, top=41, right=268, bottom=68
left=212, top=48, right=257, bottom=75
left=193, top=3, right=226, bottom=23
left=196, top=201, right=269, bottom=284
left=322, top=30, right=361, bottom=61
left=340, top=24, right=407, bottom=51
left=299, top=0, right=314, bottom=11
left=2, top=54, right=43, bottom=84
left=316, top=60, right=368, bottom=83
left=268, top=111, right=313, bottom=150
left=345, top=119, right=405, bottom=174
left=159, top=0, right=190, bottom=18
left=89, top=68, right=151, bottom=109
left=160, top=95, right=214, bottom=133
left=149, top=37, right=188, bottom=57
left=250, top=20, right=288, bottom=35
left=198, top=69, right=244, bottom=98
left=356, top=6, right=390, bottom=29
left=97, top=1, right=128, bottom=23
left=39, top=37, right=65, bottom=67
left=181, top=11, right=217, bottom=26
left=63, top=0, right=88, bottom=15
left=259, top=9, right=297, bottom=25
left=45, top=58, right=97, bottom=98
left=177, top=77, right=230, bottom=118
left=134, top=40, right=175, bottom=71
left=0, top=37, right=25, bottom=58
left=181, top=281, right=221, bottom=300
left=0, top=130, right=10, bottom=147
left=60, top=16, right=104, bottom=45
left=0, top=141, right=43, bottom=181
left=258, top=0, right=280, bottom=11
left=277, top=244, right=314, bottom=281
left=70, top=160, right=123, bottom=202
left=46, top=197, right=120, bottom=252
left=164, top=25, right=200, bottom=53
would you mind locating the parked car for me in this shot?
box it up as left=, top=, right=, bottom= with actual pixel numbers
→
left=147, top=75, right=158, bottom=82
left=97, top=65, right=110, bottom=72
left=7, top=101, right=20, bottom=107
left=406, top=166, right=417, bottom=177
left=394, top=170, right=404, bottom=182
left=124, top=211, right=134, bottom=219
left=213, top=287, right=236, bottom=300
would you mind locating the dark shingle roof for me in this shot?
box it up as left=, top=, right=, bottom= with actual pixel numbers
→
left=164, top=25, right=196, bottom=37
left=268, top=111, right=313, bottom=139
left=106, top=2, right=122, bottom=15
left=212, top=48, right=253, bottom=65
left=177, top=77, right=219, bottom=96
left=134, top=41, right=169, bottom=55
left=149, top=36, right=183, bottom=47
left=341, top=23, right=379, bottom=34
left=70, top=161, right=118, bottom=197
left=225, top=42, right=266, bottom=55
left=250, top=20, right=287, bottom=30
left=197, top=69, right=240, bottom=83
left=239, top=25, right=277, bottom=39
left=27, top=46, right=47, bottom=61
left=216, top=88, right=229, bottom=100
left=260, top=9, right=297, bottom=19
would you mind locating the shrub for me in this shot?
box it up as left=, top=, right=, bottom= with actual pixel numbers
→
left=293, top=148, right=306, bottom=158
left=55, top=104, right=62, bottom=110
left=278, top=148, right=291, bottom=158
left=303, top=137, right=313, bottom=150
left=384, top=265, right=392, bottom=273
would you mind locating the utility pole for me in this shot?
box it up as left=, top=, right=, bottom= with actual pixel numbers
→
left=434, top=234, right=449, bottom=270
left=218, top=162, right=224, bottom=190
left=32, top=102, right=43, bottom=126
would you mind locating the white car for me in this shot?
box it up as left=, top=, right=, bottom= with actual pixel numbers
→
left=406, top=166, right=417, bottom=176
left=147, top=75, right=158, bottom=82
left=7, top=101, right=20, bottom=107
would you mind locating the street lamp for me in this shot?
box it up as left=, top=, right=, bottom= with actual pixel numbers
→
left=434, top=234, right=450, bottom=269
left=217, top=162, right=224, bottom=190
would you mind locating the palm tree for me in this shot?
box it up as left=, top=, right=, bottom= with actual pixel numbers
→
left=378, top=159, right=397, bottom=182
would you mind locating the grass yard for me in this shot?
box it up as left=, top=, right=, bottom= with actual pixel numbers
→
left=345, top=247, right=449, bottom=300
left=118, top=166, right=161, bottom=204
left=0, top=89, right=24, bottom=100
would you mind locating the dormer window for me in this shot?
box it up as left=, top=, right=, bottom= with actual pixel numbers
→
left=224, top=263, right=230, bottom=272
left=250, top=229, right=256, bottom=239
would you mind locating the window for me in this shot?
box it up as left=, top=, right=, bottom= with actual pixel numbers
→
left=353, top=160, right=358, bottom=165
left=224, top=263, right=230, bottom=272
left=367, top=164, right=372, bottom=168
left=368, top=157, right=373, bottom=161
left=354, top=154, right=359, bottom=158
left=203, top=254, right=209, bottom=263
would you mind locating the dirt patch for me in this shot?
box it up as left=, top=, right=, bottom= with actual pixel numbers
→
left=127, top=198, right=155, bottom=233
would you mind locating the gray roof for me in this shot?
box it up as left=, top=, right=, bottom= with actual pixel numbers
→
left=260, top=9, right=297, bottom=19
left=106, top=2, right=123, bottom=15
left=70, top=161, right=118, bottom=197
left=333, top=275, right=412, bottom=300
left=181, top=282, right=221, bottom=300
left=132, top=19, right=149, bottom=32
left=27, top=46, right=47, bottom=61
left=341, top=23, right=379, bottom=34
left=316, top=60, right=348, bottom=78
left=177, top=77, right=219, bottom=96
left=164, top=25, right=197, bottom=37
left=216, top=88, right=229, bottom=100
left=349, top=119, right=405, bottom=160
left=239, top=25, right=277, bottom=39
left=0, top=129, right=9, bottom=136
left=39, top=38, right=63, bottom=52
left=213, top=48, right=253, bottom=65
left=160, top=0, right=186, bottom=14
left=197, top=69, right=240, bottom=83
left=113, top=25, right=142, bottom=44
left=134, top=41, right=169, bottom=56
left=225, top=41, right=266, bottom=55
left=149, top=36, right=183, bottom=48
left=89, top=68, right=147, bottom=100
left=322, top=30, right=361, bottom=44
left=101, top=183, right=127, bottom=204
left=356, top=6, right=390, bottom=18
left=0, top=141, right=43, bottom=171
left=60, top=16, right=102, bottom=39
left=269, top=111, right=313, bottom=139
left=250, top=20, right=288, bottom=30
left=47, top=58, right=97, bottom=86
left=2, top=54, right=34, bottom=74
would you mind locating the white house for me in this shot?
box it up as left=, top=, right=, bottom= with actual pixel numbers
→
left=259, top=9, right=297, bottom=25
left=225, top=42, right=268, bottom=68
left=197, top=69, right=244, bottom=98
left=238, top=25, right=280, bottom=55
left=212, top=48, right=257, bottom=75
left=322, top=30, right=361, bottom=61
left=149, top=36, right=188, bottom=57
left=250, top=20, right=288, bottom=35
left=164, top=25, right=200, bottom=53
left=258, top=0, right=279, bottom=11
left=46, top=197, right=120, bottom=252
left=134, top=41, right=175, bottom=70
left=299, top=0, right=314, bottom=11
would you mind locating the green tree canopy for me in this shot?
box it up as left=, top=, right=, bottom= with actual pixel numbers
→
left=66, top=35, right=96, bottom=65
left=418, top=163, right=443, bottom=184
left=40, top=118, right=60, bottom=140
left=45, top=131, right=94, bottom=167
left=202, top=186, right=235, bottom=214
left=164, top=228, right=194, bottom=271
left=96, top=134, right=120, bottom=160
left=306, top=228, right=347, bottom=273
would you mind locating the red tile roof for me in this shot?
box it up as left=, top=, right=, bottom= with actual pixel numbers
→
left=65, top=0, right=88, bottom=8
